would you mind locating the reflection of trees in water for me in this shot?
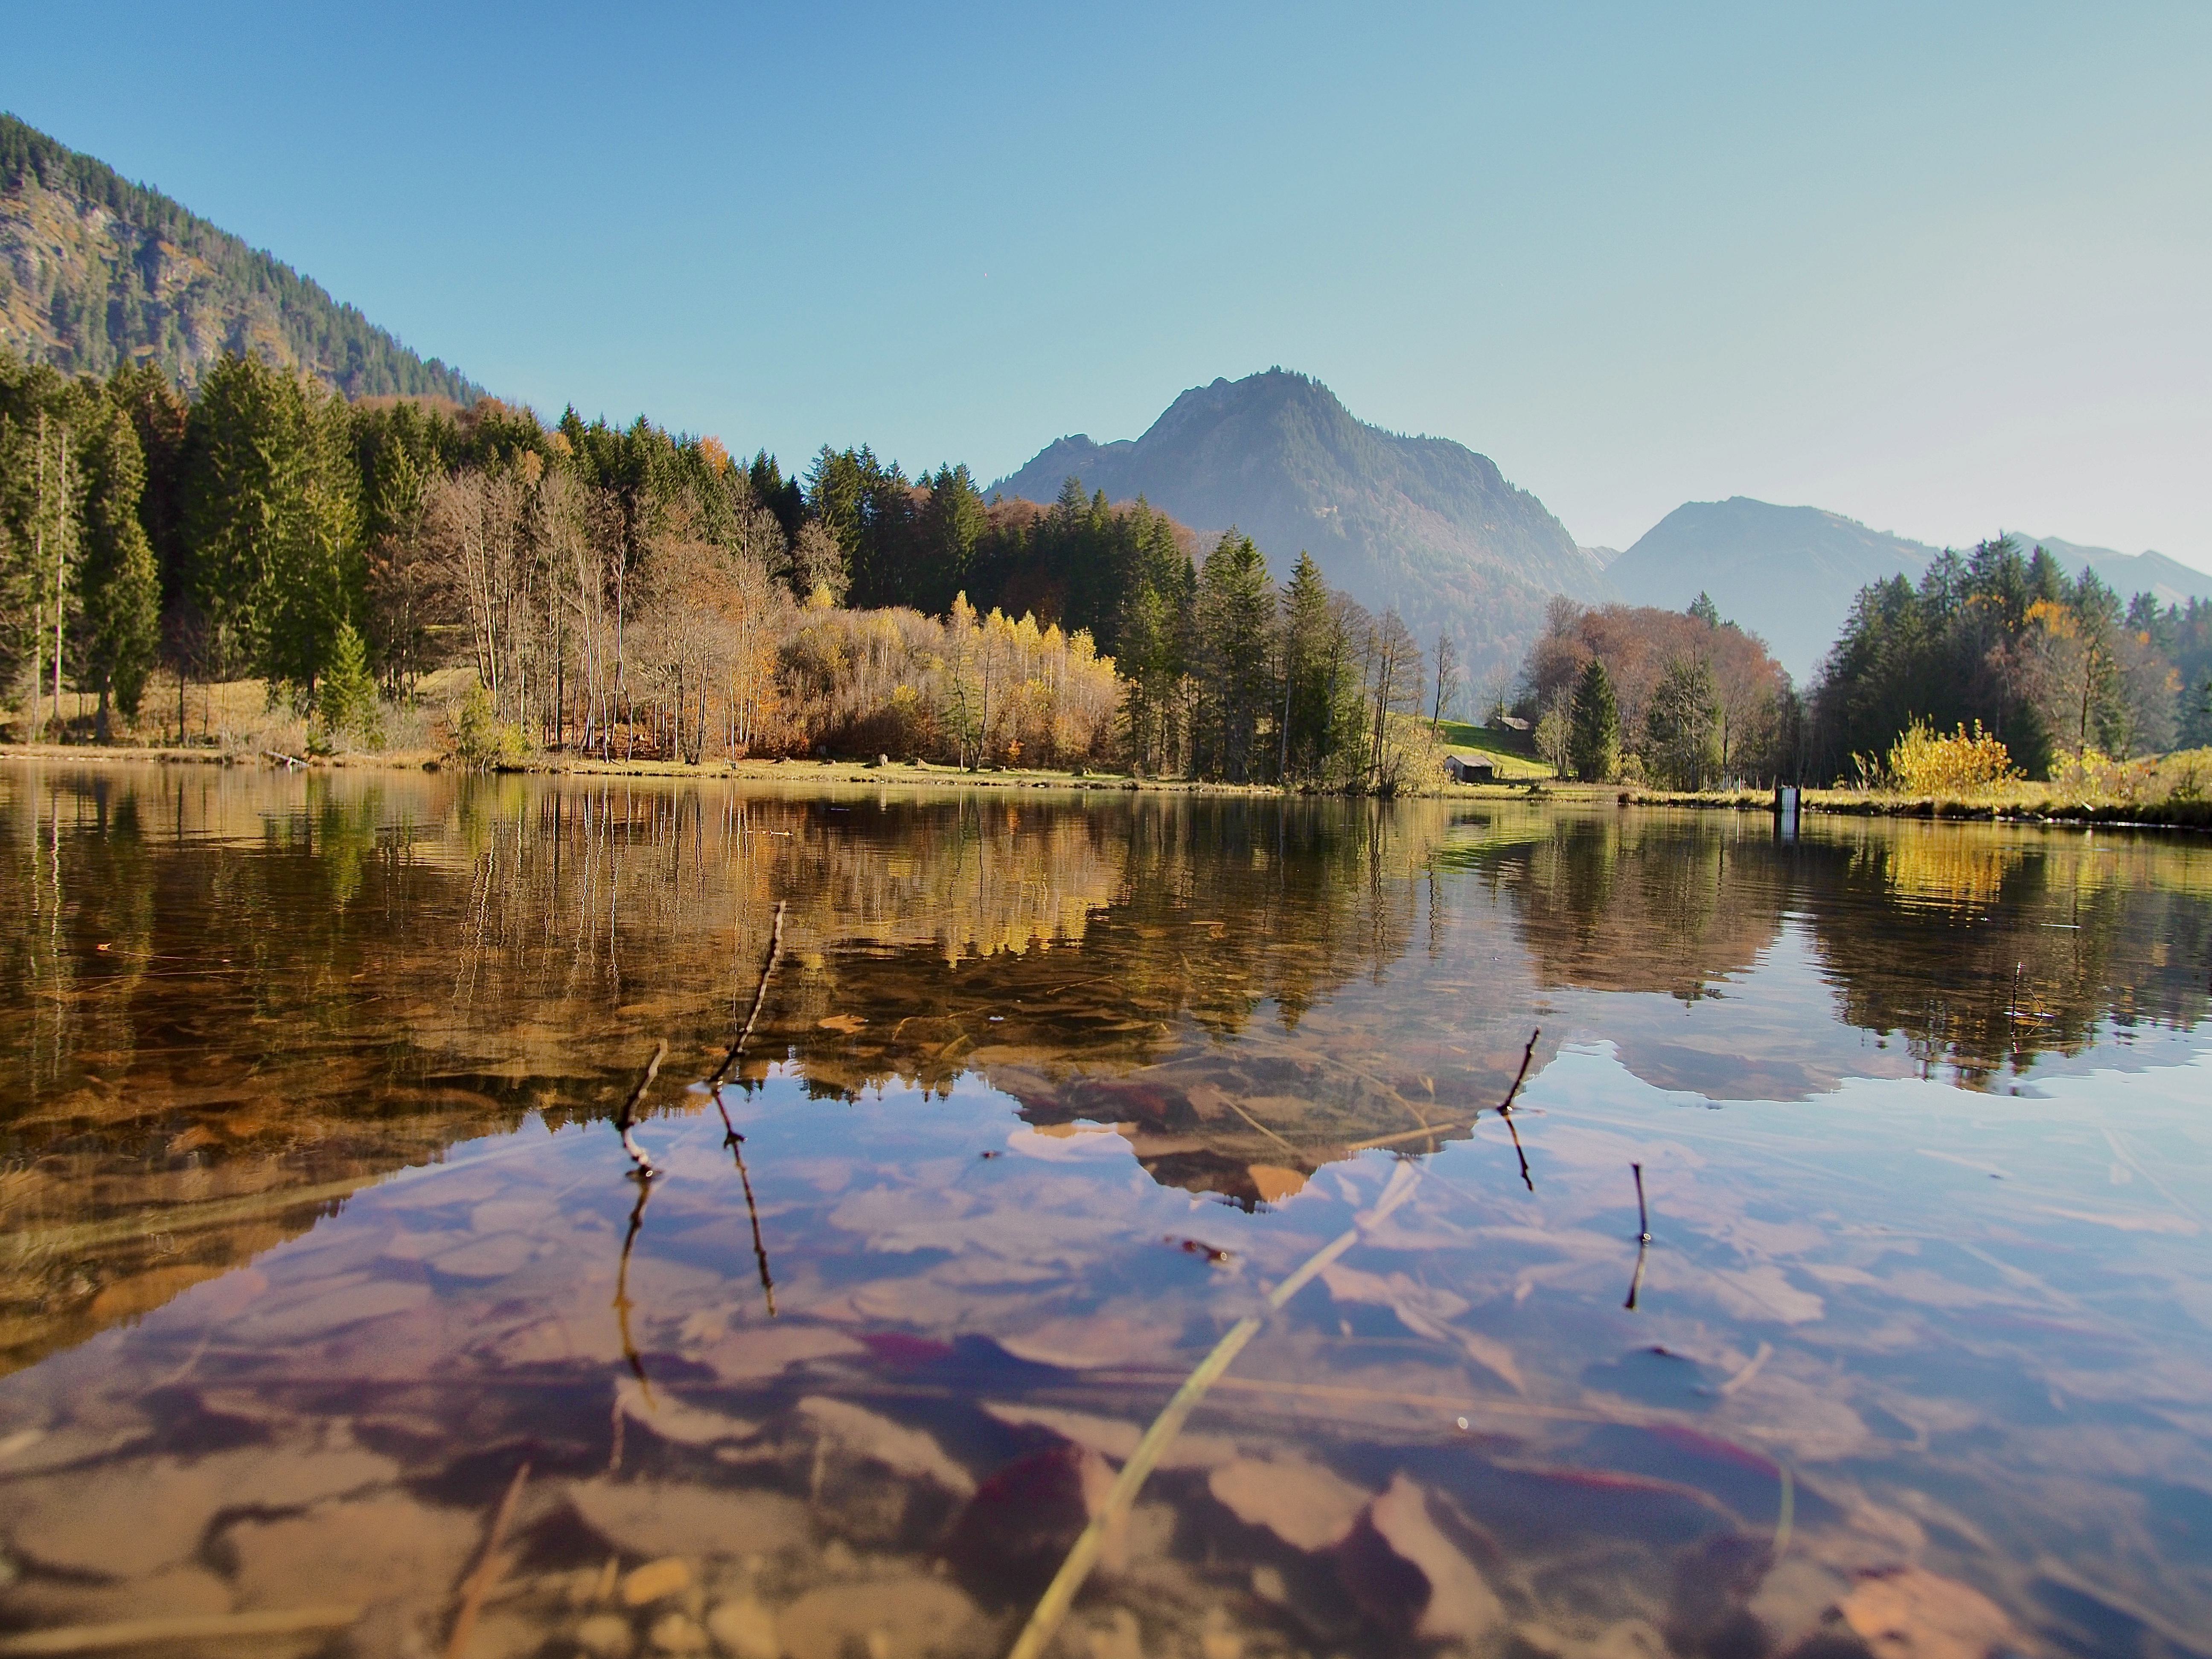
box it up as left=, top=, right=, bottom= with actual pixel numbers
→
left=1467, top=810, right=1785, bottom=1001
left=0, top=770, right=1456, bottom=1361
left=1467, top=809, right=2212, bottom=1091
left=1801, top=823, right=2212, bottom=1084
left=762, top=797, right=1465, bottom=1205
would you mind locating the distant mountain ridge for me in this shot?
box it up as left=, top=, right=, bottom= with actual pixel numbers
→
left=992, top=369, right=1604, bottom=671
left=1609, top=497, right=2212, bottom=680
left=0, top=113, right=480, bottom=401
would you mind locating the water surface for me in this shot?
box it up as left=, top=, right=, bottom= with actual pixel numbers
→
left=2, top=765, right=2208, bottom=1658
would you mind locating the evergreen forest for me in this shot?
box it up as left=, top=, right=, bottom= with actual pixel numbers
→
left=0, top=347, right=1441, bottom=786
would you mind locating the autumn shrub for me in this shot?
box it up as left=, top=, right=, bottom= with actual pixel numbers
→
left=2051, top=746, right=2158, bottom=803
left=1881, top=720, right=2018, bottom=795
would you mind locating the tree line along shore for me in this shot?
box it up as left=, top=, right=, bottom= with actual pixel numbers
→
left=4, top=346, right=2209, bottom=812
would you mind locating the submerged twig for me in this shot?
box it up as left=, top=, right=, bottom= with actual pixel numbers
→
left=1008, top=1027, right=1544, bottom=1659
left=1007, top=1164, right=1428, bottom=1659
left=445, top=1460, right=532, bottom=1659
left=716, top=1097, right=779, bottom=1318
left=614, top=1040, right=668, bottom=1176
left=0, top=1608, right=365, bottom=1655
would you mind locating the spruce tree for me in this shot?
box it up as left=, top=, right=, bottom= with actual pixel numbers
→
left=72, top=397, right=160, bottom=739
left=1568, top=657, right=1621, bottom=782
left=1193, top=530, right=1272, bottom=780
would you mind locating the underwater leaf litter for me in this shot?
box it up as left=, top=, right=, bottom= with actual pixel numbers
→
left=0, top=765, right=2209, bottom=1657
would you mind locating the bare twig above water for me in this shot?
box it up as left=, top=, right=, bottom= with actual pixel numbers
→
left=1497, top=1027, right=1539, bottom=1193
left=708, top=900, right=787, bottom=1315
left=614, top=1040, right=668, bottom=1177
left=703, top=900, right=786, bottom=1094
left=445, top=1460, right=532, bottom=1659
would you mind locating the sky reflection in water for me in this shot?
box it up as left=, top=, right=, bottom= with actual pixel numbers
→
left=1, top=765, right=2208, bottom=1659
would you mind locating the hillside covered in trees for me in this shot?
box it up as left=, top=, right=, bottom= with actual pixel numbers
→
left=0, top=346, right=1449, bottom=788
left=0, top=114, right=479, bottom=401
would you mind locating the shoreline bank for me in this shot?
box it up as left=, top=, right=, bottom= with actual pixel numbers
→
left=5, top=745, right=2206, bottom=827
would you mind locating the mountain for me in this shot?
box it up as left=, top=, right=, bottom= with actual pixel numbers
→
left=1607, top=498, right=1936, bottom=679
left=2011, top=535, right=2212, bottom=613
left=0, top=113, right=480, bottom=401
left=991, top=369, right=1604, bottom=671
left=1610, top=497, right=2212, bottom=681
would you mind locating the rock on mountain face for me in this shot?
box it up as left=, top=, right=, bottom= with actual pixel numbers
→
left=0, top=113, right=479, bottom=400
left=1608, top=499, right=1938, bottom=681
left=991, top=370, right=1603, bottom=673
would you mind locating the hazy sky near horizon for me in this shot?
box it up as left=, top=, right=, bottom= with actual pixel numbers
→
left=5, top=2, right=2206, bottom=568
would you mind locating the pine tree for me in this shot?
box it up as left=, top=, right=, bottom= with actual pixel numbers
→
left=1192, top=530, right=1273, bottom=780
left=1568, top=658, right=1621, bottom=782
left=314, top=620, right=381, bottom=747
left=72, top=396, right=160, bottom=739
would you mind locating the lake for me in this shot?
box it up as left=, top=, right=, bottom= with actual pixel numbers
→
left=2, top=763, right=2208, bottom=1659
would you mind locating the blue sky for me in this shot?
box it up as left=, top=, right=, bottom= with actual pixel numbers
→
left=5, top=2, right=2206, bottom=567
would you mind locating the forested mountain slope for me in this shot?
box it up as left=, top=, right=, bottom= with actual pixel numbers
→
left=0, top=114, right=479, bottom=401
left=1611, top=497, right=2212, bottom=682
left=1608, top=499, right=1936, bottom=680
left=992, top=369, right=1604, bottom=672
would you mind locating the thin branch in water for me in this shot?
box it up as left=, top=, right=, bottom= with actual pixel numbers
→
left=1497, top=1027, right=1539, bottom=1193
left=1624, top=1238, right=1649, bottom=1312
left=1624, top=1161, right=1652, bottom=1310
left=703, top=900, right=787, bottom=1094
left=1004, top=1164, right=1427, bottom=1659
left=614, top=1040, right=668, bottom=1177
left=612, top=1170, right=655, bottom=1436
left=715, top=1085, right=778, bottom=1318
left=707, top=900, right=787, bottom=1315
left=445, top=1460, right=531, bottom=1659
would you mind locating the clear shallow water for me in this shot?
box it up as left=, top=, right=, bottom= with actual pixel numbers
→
left=1, top=765, right=2208, bottom=1659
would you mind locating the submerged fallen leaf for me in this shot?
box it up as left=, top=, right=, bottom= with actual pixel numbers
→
left=1208, top=1454, right=1370, bottom=1551
left=943, top=1440, right=1116, bottom=1597
left=798, top=1397, right=975, bottom=1495
left=568, top=1477, right=807, bottom=1560
left=1351, top=1474, right=1504, bottom=1642
left=1835, top=1565, right=2019, bottom=1659
left=622, top=1556, right=693, bottom=1606
left=817, top=1015, right=868, bottom=1034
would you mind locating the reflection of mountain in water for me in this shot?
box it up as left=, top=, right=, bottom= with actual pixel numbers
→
left=0, top=772, right=1455, bottom=1366
left=8, top=767, right=2207, bottom=1371
left=758, top=800, right=1536, bottom=1205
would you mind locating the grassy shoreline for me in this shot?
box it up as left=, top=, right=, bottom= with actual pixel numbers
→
left=7, top=743, right=2208, bottom=828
